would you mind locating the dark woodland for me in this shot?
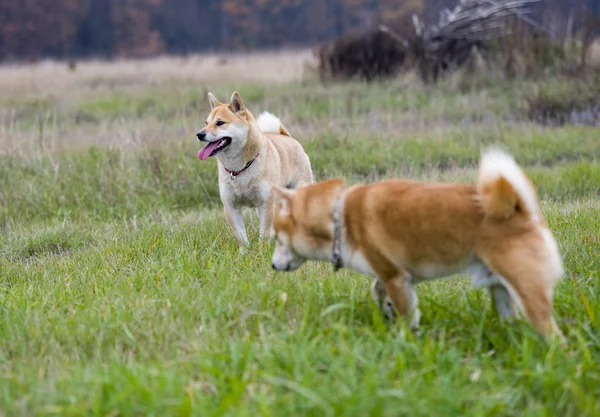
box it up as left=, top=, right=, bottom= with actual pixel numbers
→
left=0, top=0, right=597, bottom=60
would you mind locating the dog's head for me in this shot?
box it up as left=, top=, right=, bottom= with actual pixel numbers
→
left=196, top=92, right=251, bottom=160
left=271, top=178, right=346, bottom=272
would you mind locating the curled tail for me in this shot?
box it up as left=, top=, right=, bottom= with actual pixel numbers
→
left=478, top=148, right=540, bottom=221
left=257, top=111, right=291, bottom=137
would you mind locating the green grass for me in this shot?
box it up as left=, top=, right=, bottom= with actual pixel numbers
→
left=1, top=64, right=600, bottom=416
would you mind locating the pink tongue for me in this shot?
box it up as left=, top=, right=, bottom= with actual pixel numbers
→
left=198, top=141, right=220, bottom=160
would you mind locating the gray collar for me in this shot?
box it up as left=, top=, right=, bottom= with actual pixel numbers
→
left=331, top=196, right=344, bottom=272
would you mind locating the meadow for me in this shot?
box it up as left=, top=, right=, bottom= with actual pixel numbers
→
left=1, top=50, right=599, bottom=416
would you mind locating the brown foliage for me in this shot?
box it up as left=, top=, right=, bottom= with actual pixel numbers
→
left=0, top=0, right=86, bottom=59
left=0, top=0, right=595, bottom=60
left=112, top=2, right=166, bottom=58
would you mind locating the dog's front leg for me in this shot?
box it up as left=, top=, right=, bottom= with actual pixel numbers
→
left=224, top=205, right=248, bottom=246
left=370, top=279, right=397, bottom=321
left=382, top=273, right=421, bottom=330
left=257, top=196, right=275, bottom=240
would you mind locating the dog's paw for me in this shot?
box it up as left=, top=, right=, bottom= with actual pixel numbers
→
left=370, top=279, right=387, bottom=303
left=371, top=280, right=398, bottom=322
left=383, top=296, right=397, bottom=321
left=409, top=308, right=421, bottom=331
left=370, top=280, right=379, bottom=303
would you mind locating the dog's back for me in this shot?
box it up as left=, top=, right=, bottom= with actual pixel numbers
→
left=257, top=111, right=313, bottom=188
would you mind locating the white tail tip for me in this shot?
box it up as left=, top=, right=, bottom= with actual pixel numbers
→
left=257, top=111, right=282, bottom=133
left=479, top=147, right=539, bottom=221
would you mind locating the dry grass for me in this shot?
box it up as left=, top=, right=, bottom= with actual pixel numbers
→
left=0, top=49, right=314, bottom=100
left=0, top=50, right=317, bottom=156
left=0, top=51, right=596, bottom=160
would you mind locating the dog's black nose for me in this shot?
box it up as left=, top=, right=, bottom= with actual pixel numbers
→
left=272, top=262, right=277, bottom=270
left=196, top=131, right=206, bottom=141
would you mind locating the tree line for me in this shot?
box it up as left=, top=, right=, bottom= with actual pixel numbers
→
left=0, top=0, right=596, bottom=60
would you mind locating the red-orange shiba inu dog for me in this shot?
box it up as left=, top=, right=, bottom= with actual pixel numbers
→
left=271, top=149, right=564, bottom=342
left=197, top=92, right=313, bottom=245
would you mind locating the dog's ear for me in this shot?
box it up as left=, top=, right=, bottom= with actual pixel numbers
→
left=229, top=91, right=246, bottom=114
left=272, top=185, right=294, bottom=215
left=208, top=92, right=221, bottom=110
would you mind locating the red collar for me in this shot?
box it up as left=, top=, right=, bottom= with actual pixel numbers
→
left=224, top=153, right=259, bottom=179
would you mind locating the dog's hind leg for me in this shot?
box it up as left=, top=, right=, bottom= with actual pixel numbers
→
left=480, top=244, right=564, bottom=342
left=224, top=205, right=248, bottom=246
left=470, top=264, right=516, bottom=320
left=488, top=284, right=516, bottom=320
left=498, top=275, right=561, bottom=341
left=294, top=156, right=313, bottom=188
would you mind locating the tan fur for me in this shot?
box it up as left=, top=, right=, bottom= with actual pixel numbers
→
left=278, top=124, right=291, bottom=137
left=198, top=92, right=313, bottom=245
left=271, top=154, right=564, bottom=343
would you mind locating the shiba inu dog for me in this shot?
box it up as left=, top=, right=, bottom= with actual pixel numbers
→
left=270, top=149, right=564, bottom=342
left=197, top=91, right=313, bottom=245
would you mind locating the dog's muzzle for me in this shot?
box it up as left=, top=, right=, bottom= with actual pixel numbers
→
left=272, top=262, right=291, bottom=271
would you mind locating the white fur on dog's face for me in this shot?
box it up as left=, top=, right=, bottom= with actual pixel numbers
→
left=203, top=115, right=249, bottom=150
left=271, top=184, right=337, bottom=272
left=198, top=92, right=251, bottom=160
left=272, top=231, right=306, bottom=271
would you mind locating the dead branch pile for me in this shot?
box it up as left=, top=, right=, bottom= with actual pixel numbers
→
left=316, top=29, right=406, bottom=82
left=413, top=0, right=542, bottom=81
left=316, top=0, right=544, bottom=82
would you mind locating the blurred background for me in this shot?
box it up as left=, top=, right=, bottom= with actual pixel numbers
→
left=0, top=0, right=597, bottom=60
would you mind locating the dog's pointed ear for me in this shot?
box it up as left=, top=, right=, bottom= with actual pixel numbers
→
left=208, top=92, right=221, bottom=110
left=272, top=185, right=294, bottom=215
left=229, top=91, right=245, bottom=114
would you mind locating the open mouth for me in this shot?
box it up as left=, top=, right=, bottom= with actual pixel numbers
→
left=198, top=137, right=232, bottom=160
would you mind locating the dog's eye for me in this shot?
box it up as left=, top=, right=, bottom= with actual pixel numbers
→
left=205, top=121, right=208, bottom=126
left=216, top=121, right=225, bottom=126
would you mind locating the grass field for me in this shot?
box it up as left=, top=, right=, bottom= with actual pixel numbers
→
left=1, top=51, right=600, bottom=416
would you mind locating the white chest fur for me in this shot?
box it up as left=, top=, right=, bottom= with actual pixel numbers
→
left=342, top=247, right=376, bottom=276
left=220, top=169, right=271, bottom=209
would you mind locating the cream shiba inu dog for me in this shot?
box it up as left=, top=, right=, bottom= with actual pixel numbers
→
left=197, top=91, right=313, bottom=245
left=271, top=149, right=564, bottom=342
